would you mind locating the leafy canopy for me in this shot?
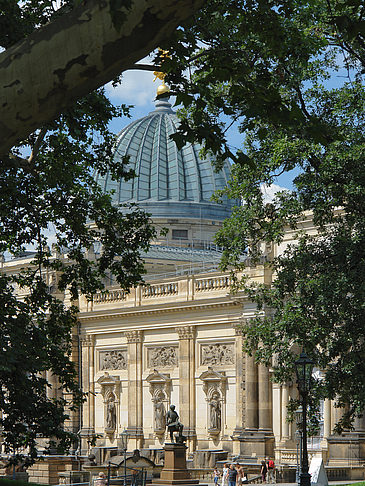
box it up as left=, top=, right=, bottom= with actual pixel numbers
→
left=0, top=0, right=155, bottom=462
left=160, top=0, right=365, bottom=430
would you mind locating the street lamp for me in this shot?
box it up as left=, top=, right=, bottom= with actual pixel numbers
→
left=295, top=351, right=314, bottom=486
left=119, top=429, right=129, bottom=486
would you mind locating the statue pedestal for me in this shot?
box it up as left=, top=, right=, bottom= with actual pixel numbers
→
left=153, top=443, right=201, bottom=486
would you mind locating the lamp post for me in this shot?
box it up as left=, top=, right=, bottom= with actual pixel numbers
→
left=295, top=351, right=314, bottom=486
left=119, top=430, right=129, bottom=486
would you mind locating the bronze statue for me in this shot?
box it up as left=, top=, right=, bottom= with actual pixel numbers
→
left=166, top=405, right=185, bottom=443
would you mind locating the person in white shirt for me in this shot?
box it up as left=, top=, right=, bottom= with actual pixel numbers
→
left=222, top=463, right=229, bottom=486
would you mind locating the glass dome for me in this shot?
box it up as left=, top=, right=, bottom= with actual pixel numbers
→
left=94, top=96, right=237, bottom=221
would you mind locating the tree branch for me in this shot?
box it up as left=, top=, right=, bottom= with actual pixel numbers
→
left=130, top=63, right=159, bottom=72
left=0, top=0, right=204, bottom=155
left=28, top=127, right=48, bottom=165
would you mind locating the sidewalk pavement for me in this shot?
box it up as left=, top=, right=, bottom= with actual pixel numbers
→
left=210, top=482, right=362, bottom=486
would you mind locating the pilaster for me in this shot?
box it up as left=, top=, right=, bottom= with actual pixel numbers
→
left=125, top=330, right=144, bottom=449
left=232, top=325, right=244, bottom=454
left=80, top=334, right=95, bottom=453
left=176, top=326, right=196, bottom=450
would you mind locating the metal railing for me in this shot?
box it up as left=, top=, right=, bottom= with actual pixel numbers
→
left=105, top=467, right=147, bottom=486
left=57, top=482, right=90, bottom=486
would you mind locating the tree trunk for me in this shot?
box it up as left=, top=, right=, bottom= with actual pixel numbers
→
left=0, top=0, right=203, bottom=154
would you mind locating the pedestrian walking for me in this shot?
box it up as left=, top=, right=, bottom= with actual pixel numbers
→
left=95, top=472, right=107, bottom=486
left=266, top=457, right=275, bottom=484
left=235, top=464, right=243, bottom=486
left=213, top=466, right=221, bottom=486
left=222, top=463, right=229, bottom=486
left=228, top=464, right=238, bottom=486
left=260, top=460, right=267, bottom=483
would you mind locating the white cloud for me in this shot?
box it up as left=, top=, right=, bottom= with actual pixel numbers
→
left=261, top=183, right=290, bottom=202
left=106, top=69, right=157, bottom=107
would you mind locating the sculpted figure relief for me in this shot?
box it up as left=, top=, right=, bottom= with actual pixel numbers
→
left=201, top=343, right=234, bottom=366
left=100, top=350, right=127, bottom=370
left=148, top=346, right=177, bottom=368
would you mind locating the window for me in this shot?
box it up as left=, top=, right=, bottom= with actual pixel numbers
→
left=172, top=229, right=188, bottom=240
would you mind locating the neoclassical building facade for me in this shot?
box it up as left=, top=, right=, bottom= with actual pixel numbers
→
left=76, top=92, right=365, bottom=469
left=76, top=247, right=365, bottom=469
left=3, top=89, right=365, bottom=478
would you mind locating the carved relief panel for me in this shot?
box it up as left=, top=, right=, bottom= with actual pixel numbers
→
left=99, top=349, right=127, bottom=371
left=147, top=346, right=178, bottom=368
left=200, top=343, right=235, bottom=366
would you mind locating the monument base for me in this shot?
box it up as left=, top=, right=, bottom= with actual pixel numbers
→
left=152, top=443, right=205, bottom=486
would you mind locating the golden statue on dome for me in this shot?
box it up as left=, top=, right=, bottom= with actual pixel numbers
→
left=153, top=49, right=171, bottom=96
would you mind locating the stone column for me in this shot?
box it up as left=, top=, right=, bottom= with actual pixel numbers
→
left=327, top=401, right=360, bottom=466
left=45, top=370, right=61, bottom=454
left=176, top=326, right=196, bottom=450
left=258, top=364, right=272, bottom=431
left=125, top=330, right=144, bottom=449
left=232, top=325, right=244, bottom=454
left=323, top=399, right=332, bottom=439
left=331, top=400, right=345, bottom=433
left=245, top=352, right=258, bottom=430
left=80, top=334, right=95, bottom=453
left=320, top=398, right=332, bottom=458
left=281, top=384, right=290, bottom=440
left=64, top=333, right=81, bottom=437
left=272, top=382, right=281, bottom=444
left=46, top=371, right=59, bottom=401
left=239, top=351, right=273, bottom=459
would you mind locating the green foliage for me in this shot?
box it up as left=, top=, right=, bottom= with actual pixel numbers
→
left=0, top=0, right=155, bottom=463
left=0, top=480, right=44, bottom=486
left=160, top=0, right=365, bottom=430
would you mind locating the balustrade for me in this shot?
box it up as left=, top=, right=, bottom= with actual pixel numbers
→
left=92, top=274, right=232, bottom=306
left=195, top=275, right=232, bottom=292
left=93, top=289, right=126, bottom=304
left=142, top=282, right=178, bottom=298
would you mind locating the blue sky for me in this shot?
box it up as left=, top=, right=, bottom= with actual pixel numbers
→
left=105, top=47, right=355, bottom=194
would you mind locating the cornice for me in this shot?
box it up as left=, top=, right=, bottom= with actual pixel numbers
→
left=78, top=299, right=240, bottom=323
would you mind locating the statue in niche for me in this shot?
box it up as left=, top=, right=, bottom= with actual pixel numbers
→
left=209, top=392, right=221, bottom=430
left=106, top=395, right=116, bottom=430
left=154, top=401, right=166, bottom=431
